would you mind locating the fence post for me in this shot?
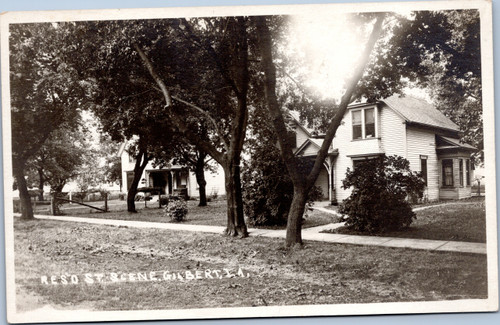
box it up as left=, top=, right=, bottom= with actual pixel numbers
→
left=50, top=196, right=55, bottom=215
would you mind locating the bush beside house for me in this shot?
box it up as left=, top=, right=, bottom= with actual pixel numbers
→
left=339, top=155, right=425, bottom=233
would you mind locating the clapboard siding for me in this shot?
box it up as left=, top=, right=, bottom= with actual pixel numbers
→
left=406, top=126, right=439, bottom=201
left=186, top=164, right=226, bottom=198
left=294, top=125, right=310, bottom=149
left=202, top=165, right=227, bottom=197
left=332, top=105, right=385, bottom=201
left=379, top=104, right=406, bottom=158
left=302, top=143, right=320, bottom=156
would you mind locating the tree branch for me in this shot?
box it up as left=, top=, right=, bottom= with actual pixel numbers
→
left=307, top=14, right=385, bottom=187
left=133, top=42, right=225, bottom=165
left=178, top=18, right=241, bottom=97
left=132, top=43, right=173, bottom=107
left=171, top=95, right=229, bottom=152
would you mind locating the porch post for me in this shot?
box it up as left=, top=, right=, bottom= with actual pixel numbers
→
left=325, top=162, right=332, bottom=202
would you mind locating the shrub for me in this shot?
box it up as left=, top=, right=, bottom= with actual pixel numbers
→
left=339, top=155, right=425, bottom=233
left=159, top=195, right=169, bottom=206
left=164, top=198, right=188, bottom=222
left=72, top=191, right=87, bottom=202
left=242, top=143, right=323, bottom=227
left=210, top=189, right=218, bottom=201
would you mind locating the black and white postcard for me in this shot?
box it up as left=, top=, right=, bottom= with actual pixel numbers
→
left=1, top=0, right=497, bottom=323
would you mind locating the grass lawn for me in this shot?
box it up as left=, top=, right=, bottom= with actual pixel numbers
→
left=14, top=219, right=487, bottom=312
left=66, top=200, right=336, bottom=229
left=324, top=199, right=486, bottom=243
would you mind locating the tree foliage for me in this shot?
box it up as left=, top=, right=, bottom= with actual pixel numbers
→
left=242, top=143, right=322, bottom=227
left=27, top=127, right=87, bottom=195
left=357, top=10, right=482, bottom=161
left=9, top=22, right=93, bottom=218
left=339, top=155, right=425, bottom=233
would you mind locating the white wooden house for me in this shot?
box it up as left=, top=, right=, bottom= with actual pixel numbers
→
left=292, top=94, right=476, bottom=203
left=118, top=143, right=226, bottom=198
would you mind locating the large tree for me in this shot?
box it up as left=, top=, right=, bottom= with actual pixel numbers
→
left=79, top=20, right=181, bottom=213
left=254, top=14, right=386, bottom=246
left=128, top=18, right=252, bottom=236
left=9, top=23, right=91, bottom=219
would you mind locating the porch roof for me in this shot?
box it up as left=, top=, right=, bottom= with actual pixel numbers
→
left=436, top=135, right=477, bottom=152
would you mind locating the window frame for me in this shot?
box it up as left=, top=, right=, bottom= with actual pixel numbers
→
left=442, top=159, right=454, bottom=187
left=420, top=155, right=428, bottom=187
left=351, top=106, right=378, bottom=140
left=459, top=158, right=464, bottom=187
left=466, top=159, right=471, bottom=186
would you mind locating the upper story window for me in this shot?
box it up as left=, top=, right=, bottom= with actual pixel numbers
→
left=352, top=107, right=377, bottom=140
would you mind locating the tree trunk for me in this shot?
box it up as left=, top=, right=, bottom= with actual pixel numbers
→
left=127, top=150, right=149, bottom=213
left=195, top=157, right=208, bottom=207
left=223, top=162, right=248, bottom=238
left=14, top=164, right=34, bottom=220
left=285, top=186, right=308, bottom=247
left=51, top=186, right=65, bottom=215
left=37, top=168, right=44, bottom=201
left=254, top=15, right=385, bottom=247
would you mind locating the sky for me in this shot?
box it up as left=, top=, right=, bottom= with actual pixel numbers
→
left=285, top=10, right=430, bottom=101
left=286, top=13, right=366, bottom=99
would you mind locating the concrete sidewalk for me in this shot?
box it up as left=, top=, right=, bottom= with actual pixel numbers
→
left=23, top=214, right=486, bottom=255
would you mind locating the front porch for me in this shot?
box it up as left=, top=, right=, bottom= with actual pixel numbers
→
left=436, top=136, right=476, bottom=200
left=144, top=168, right=190, bottom=197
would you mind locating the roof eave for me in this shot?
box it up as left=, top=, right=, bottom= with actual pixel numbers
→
left=406, top=121, right=460, bottom=134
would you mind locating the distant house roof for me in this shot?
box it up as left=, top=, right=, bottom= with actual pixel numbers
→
left=381, top=95, right=459, bottom=132
left=288, top=110, right=315, bottom=136
left=117, top=141, right=127, bottom=158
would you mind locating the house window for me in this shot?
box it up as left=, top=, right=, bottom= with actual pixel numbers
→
left=352, top=156, right=381, bottom=169
left=364, top=108, right=375, bottom=138
left=442, top=159, right=454, bottom=187
left=352, top=110, right=362, bottom=139
left=420, top=155, right=428, bottom=186
left=352, top=159, right=365, bottom=169
left=352, top=107, right=377, bottom=140
left=459, top=159, right=464, bottom=186
left=466, top=159, right=471, bottom=186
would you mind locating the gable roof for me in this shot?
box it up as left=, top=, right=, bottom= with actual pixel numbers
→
left=294, top=138, right=338, bottom=157
left=381, top=95, right=459, bottom=132
left=288, top=110, right=314, bottom=136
